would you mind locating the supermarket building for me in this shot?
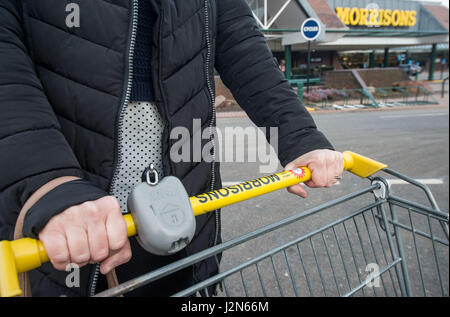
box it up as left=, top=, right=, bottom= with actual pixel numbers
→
left=247, top=0, right=449, bottom=80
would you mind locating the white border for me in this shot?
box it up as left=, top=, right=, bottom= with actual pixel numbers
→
left=301, top=18, right=321, bottom=41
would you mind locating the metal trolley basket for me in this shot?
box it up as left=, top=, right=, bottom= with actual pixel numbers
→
left=97, top=167, right=449, bottom=297
left=0, top=152, right=448, bottom=297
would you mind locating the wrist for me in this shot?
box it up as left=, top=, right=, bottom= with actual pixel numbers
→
left=22, top=179, right=109, bottom=239
left=14, top=176, right=80, bottom=240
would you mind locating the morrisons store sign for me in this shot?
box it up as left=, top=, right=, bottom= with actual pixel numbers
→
left=336, top=6, right=417, bottom=27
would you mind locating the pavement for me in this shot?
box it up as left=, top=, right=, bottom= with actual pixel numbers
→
left=212, top=106, right=449, bottom=297
left=417, top=71, right=448, bottom=82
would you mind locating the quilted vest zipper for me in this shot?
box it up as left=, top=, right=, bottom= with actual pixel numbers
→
left=153, top=2, right=218, bottom=218
left=89, top=0, right=219, bottom=295
left=203, top=0, right=221, bottom=256
left=89, top=0, right=139, bottom=297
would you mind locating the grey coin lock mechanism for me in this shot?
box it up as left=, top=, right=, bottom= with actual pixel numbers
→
left=127, top=167, right=196, bottom=256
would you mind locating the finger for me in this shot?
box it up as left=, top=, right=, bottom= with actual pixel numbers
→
left=100, top=240, right=132, bottom=275
left=306, top=162, right=327, bottom=188
left=329, top=170, right=341, bottom=187
left=65, top=226, right=90, bottom=266
left=326, top=158, right=334, bottom=188
left=87, top=222, right=109, bottom=263
left=336, top=153, right=345, bottom=176
left=39, top=230, right=70, bottom=271
left=80, top=201, right=110, bottom=263
left=94, top=196, right=127, bottom=251
left=105, top=210, right=128, bottom=251
left=304, top=180, right=322, bottom=188
left=329, top=153, right=344, bottom=187
left=287, top=184, right=308, bottom=198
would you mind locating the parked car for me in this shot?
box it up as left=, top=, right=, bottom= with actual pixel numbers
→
left=399, top=63, right=422, bottom=76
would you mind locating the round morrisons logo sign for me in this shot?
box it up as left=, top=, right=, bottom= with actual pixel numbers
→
left=336, top=6, right=417, bottom=27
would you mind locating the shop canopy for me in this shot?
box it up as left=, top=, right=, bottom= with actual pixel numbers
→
left=247, top=0, right=449, bottom=51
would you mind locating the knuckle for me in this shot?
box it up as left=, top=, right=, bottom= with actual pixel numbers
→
left=91, top=249, right=109, bottom=262
left=319, top=156, right=327, bottom=166
left=304, top=180, right=313, bottom=188
left=72, top=253, right=90, bottom=264
left=88, top=210, right=103, bottom=224
left=52, top=261, right=68, bottom=271
left=103, top=196, right=121, bottom=212
left=120, top=248, right=132, bottom=263
left=82, top=201, right=104, bottom=223
left=315, top=178, right=327, bottom=187
left=50, top=218, right=65, bottom=229
left=41, top=232, right=69, bottom=262
left=111, top=236, right=127, bottom=251
left=81, top=201, right=98, bottom=213
left=64, top=206, right=80, bottom=221
left=52, top=253, right=69, bottom=264
left=40, top=221, right=60, bottom=234
left=308, top=162, right=318, bottom=170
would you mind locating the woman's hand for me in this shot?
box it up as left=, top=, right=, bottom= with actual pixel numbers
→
left=284, top=149, right=344, bottom=198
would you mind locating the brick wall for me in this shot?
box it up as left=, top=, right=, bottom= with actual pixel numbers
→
left=215, top=76, right=243, bottom=111
left=326, top=68, right=409, bottom=89
left=325, top=71, right=360, bottom=89
left=215, top=76, right=235, bottom=101
left=357, top=68, right=409, bottom=87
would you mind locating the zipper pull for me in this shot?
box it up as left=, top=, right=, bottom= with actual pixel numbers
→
left=144, top=163, right=159, bottom=186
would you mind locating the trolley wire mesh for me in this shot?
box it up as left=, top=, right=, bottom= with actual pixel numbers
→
left=96, top=174, right=449, bottom=298
left=175, top=200, right=448, bottom=297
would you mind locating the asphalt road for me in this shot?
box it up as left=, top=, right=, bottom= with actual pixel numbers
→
left=210, top=107, right=449, bottom=297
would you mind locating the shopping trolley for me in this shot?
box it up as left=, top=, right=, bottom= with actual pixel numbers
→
left=0, top=152, right=448, bottom=297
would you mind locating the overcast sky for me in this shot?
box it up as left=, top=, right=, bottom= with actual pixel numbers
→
left=416, top=0, right=449, bottom=7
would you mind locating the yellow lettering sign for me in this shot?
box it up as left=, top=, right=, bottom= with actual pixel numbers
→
left=336, top=7, right=350, bottom=25
left=336, top=7, right=417, bottom=27
left=383, top=9, right=392, bottom=26
left=391, top=10, right=400, bottom=26
left=408, top=10, right=416, bottom=26
left=349, top=7, right=360, bottom=26
left=359, top=8, right=369, bottom=26
left=368, top=8, right=378, bottom=26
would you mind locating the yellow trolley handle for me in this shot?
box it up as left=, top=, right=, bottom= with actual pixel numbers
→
left=0, top=151, right=386, bottom=297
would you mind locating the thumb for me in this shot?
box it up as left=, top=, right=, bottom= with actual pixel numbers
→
left=284, top=155, right=313, bottom=198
